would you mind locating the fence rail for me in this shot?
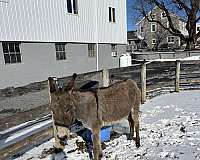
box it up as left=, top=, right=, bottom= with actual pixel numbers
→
left=0, top=59, right=200, bottom=159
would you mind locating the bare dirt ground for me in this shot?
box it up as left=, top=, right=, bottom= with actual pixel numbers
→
left=0, top=86, right=49, bottom=131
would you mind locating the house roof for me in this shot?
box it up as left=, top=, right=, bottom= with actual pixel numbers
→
left=127, top=31, right=137, bottom=39
left=136, top=6, right=186, bottom=26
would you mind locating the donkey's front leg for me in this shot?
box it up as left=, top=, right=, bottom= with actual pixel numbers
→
left=92, top=128, right=102, bottom=160
left=53, top=124, right=69, bottom=152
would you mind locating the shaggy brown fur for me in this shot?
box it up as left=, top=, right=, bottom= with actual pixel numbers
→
left=48, top=73, right=141, bottom=160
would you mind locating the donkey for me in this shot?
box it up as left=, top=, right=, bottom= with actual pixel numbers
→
left=48, top=73, right=141, bottom=160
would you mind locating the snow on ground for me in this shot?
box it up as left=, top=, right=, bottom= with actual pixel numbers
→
left=152, top=55, right=200, bottom=62
left=15, top=90, right=200, bottom=160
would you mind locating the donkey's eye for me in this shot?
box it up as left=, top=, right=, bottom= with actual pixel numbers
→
left=65, top=108, right=70, bottom=113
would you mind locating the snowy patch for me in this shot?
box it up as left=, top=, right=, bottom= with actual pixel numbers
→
left=15, top=90, right=200, bottom=160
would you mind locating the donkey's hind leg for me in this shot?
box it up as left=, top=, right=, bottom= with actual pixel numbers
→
left=127, top=112, right=134, bottom=140
left=133, top=101, right=140, bottom=148
left=92, top=128, right=102, bottom=160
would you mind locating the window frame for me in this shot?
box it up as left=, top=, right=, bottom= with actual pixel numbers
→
left=67, top=0, right=78, bottom=15
left=141, top=26, right=144, bottom=33
left=150, top=14, right=156, bottom=20
left=168, top=36, right=175, bottom=44
left=88, top=44, right=96, bottom=57
left=55, top=43, right=67, bottom=61
left=109, top=7, right=116, bottom=23
left=167, top=21, right=169, bottom=28
left=197, top=27, right=200, bottom=32
left=152, top=39, right=156, bottom=45
left=111, top=44, right=117, bottom=57
left=2, top=42, right=22, bottom=65
left=161, top=12, right=167, bottom=19
left=151, top=23, right=157, bottom=32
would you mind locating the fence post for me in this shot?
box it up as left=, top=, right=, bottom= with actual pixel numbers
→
left=102, top=69, right=109, bottom=87
left=175, top=60, right=181, bottom=92
left=141, top=61, right=147, bottom=103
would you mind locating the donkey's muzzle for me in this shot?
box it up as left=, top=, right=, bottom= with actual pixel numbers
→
left=58, top=135, right=68, bottom=146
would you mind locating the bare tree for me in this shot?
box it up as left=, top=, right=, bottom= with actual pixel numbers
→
left=152, top=27, right=169, bottom=50
left=133, top=0, right=200, bottom=50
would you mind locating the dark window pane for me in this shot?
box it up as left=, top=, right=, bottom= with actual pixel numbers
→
left=73, top=0, right=78, bottom=14
left=15, top=44, right=20, bottom=53
left=4, top=54, right=10, bottom=64
left=56, top=52, right=66, bottom=60
left=9, top=43, right=15, bottom=52
left=112, top=8, right=116, bottom=22
left=10, top=54, right=17, bottom=63
left=62, top=52, right=66, bottom=59
left=2, top=43, right=9, bottom=53
left=60, top=52, right=63, bottom=60
left=61, top=52, right=65, bottom=60
left=61, top=44, right=65, bottom=51
left=88, top=44, right=91, bottom=50
left=58, top=45, right=61, bottom=51
left=16, top=54, right=22, bottom=62
left=109, top=7, right=112, bottom=22
left=56, top=52, right=60, bottom=60
left=111, top=44, right=116, bottom=51
left=55, top=44, right=59, bottom=51
left=67, top=0, right=72, bottom=13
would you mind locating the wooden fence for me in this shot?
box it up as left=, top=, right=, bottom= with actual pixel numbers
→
left=109, top=59, right=200, bottom=103
left=0, top=59, right=200, bottom=159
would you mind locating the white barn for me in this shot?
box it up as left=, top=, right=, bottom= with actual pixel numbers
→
left=0, top=0, right=127, bottom=88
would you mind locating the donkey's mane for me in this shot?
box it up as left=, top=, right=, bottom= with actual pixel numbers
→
left=78, top=79, right=128, bottom=93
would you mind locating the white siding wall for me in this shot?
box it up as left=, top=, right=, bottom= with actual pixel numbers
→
left=97, top=0, right=127, bottom=44
left=0, top=0, right=127, bottom=44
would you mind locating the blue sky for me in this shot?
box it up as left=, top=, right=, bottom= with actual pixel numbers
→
left=127, top=0, right=136, bottom=31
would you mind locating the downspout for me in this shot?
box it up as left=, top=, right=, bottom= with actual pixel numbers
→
left=95, top=0, right=99, bottom=71
left=96, top=43, right=99, bottom=71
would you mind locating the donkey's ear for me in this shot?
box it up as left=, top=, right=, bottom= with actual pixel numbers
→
left=48, top=77, right=58, bottom=93
left=72, top=73, right=77, bottom=80
left=66, top=73, right=77, bottom=92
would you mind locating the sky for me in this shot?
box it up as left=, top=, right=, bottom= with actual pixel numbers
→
left=126, top=0, right=200, bottom=32
left=127, top=0, right=136, bottom=31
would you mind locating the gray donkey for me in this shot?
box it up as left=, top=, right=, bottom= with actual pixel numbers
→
left=48, top=73, right=141, bottom=160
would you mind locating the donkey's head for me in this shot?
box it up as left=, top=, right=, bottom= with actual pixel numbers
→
left=48, top=73, right=78, bottom=140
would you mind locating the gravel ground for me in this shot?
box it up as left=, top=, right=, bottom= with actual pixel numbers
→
left=0, top=89, right=50, bottom=130
left=0, top=89, right=49, bottom=112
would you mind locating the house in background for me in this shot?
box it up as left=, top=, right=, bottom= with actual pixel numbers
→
left=137, top=6, right=187, bottom=50
left=127, top=31, right=147, bottom=52
left=0, top=0, right=127, bottom=88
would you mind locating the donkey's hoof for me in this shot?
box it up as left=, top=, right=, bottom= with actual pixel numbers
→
left=126, top=134, right=134, bottom=140
left=99, top=153, right=103, bottom=159
left=136, top=142, right=140, bottom=148
left=54, top=147, right=63, bottom=154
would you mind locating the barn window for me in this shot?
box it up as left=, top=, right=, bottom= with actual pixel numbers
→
left=67, top=0, right=78, bottom=14
left=111, top=44, right=117, bottom=57
left=55, top=43, right=66, bottom=60
left=88, top=44, right=96, bottom=57
left=109, top=7, right=116, bottom=22
left=2, top=42, right=22, bottom=64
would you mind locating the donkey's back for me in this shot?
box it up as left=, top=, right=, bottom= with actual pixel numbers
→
left=97, top=79, right=141, bottom=123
